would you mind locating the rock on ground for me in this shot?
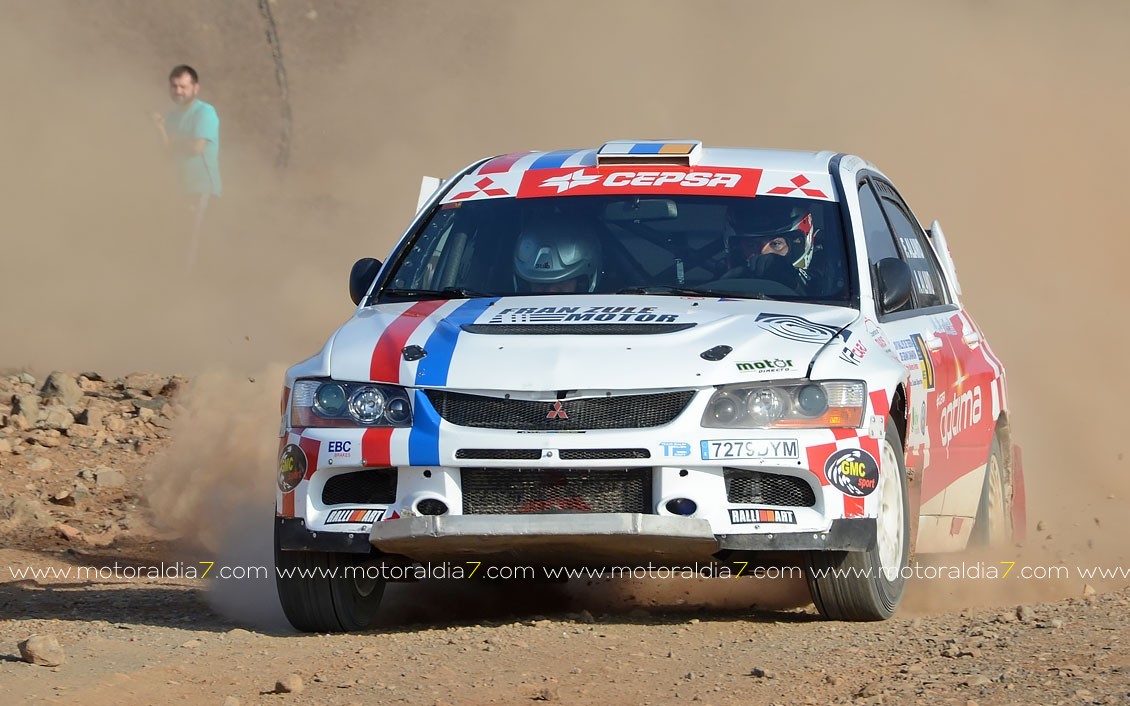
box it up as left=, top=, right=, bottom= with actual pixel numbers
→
left=18, top=634, right=65, bottom=666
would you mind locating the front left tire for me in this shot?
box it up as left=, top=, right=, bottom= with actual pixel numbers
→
left=805, top=417, right=911, bottom=621
left=274, top=522, right=385, bottom=632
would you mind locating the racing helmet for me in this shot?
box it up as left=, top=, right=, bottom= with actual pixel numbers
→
left=514, top=220, right=602, bottom=292
left=725, top=198, right=818, bottom=284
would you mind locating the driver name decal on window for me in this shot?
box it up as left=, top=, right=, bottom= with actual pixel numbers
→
left=517, top=167, right=763, bottom=198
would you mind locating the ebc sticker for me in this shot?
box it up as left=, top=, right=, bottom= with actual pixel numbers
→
left=824, top=448, right=879, bottom=497
left=755, top=313, right=842, bottom=344
left=517, top=167, right=763, bottom=198
left=278, top=444, right=307, bottom=492
left=729, top=508, right=797, bottom=524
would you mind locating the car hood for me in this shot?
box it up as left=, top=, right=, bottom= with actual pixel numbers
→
left=328, top=296, right=858, bottom=391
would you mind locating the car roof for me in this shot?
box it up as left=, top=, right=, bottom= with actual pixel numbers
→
left=469, top=141, right=844, bottom=176
left=437, top=141, right=866, bottom=205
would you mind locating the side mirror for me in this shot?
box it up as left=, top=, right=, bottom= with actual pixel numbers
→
left=875, top=258, right=912, bottom=313
left=349, top=258, right=383, bottom=306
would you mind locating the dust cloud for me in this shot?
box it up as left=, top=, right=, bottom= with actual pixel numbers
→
left=4, top=1, right=1130, bottom=620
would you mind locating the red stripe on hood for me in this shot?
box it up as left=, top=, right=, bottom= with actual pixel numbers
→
left=370, top=301, right=447, bottom=383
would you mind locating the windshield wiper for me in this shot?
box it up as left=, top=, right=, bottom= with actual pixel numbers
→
left=615, top=285, right=775, bottom=300
left=381, top=287, right=493, bottom=301
left=617, top=285, right=718, bottom=296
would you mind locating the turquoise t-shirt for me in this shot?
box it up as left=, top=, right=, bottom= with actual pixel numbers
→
left=165, top=99, right=222, bottom=196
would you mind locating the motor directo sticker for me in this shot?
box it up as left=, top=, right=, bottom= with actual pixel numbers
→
left=729, top=508, right=796, bottom=524
left=824, top=448, right=879, bottom=497
left=278, top=444, right=307, bottom=492
left=517, top=167, right=763, bottom=198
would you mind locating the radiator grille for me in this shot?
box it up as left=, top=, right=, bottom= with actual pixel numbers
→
left=321, top=469, right=397, bottom=505
left=425, top=390, right=694, bottom=430
left=455, top=449, right=543, bottom=460
left=461, top=468, right=652, bottom=515
left=724, top=469, right=816, bottom=507
left=559, top=448, right=650, bottom=460
left=455, top=448, right=651, bottom=461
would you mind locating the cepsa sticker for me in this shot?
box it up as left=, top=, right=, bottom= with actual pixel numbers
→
left=517, top=167, right=763, bottom=198
left=824, top=448, right=879, bottom=497
left=278, top=444, right=307, bottom=492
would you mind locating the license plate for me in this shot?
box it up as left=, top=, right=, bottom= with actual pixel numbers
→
left=700, top=439, right=799, bottom=460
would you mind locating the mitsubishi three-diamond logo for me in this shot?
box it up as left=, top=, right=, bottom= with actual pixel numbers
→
left=546, top=401, right=569, bottom=420
left=539, top=169, right=601, bottom=193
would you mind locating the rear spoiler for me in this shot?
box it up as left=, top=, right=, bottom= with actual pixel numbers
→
left=927, top=219, right=962, bottom=298
left=417, top=176, right=442, bottom=213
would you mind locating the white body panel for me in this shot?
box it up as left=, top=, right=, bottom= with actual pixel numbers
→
left=275, top=142, right=1018, bottom=563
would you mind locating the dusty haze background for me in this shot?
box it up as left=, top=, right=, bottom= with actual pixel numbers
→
left=3, top=0, right=1128, bottom=608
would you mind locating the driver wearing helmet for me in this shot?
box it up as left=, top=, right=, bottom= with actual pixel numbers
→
left=723, top=199, right=818, bottom=292
left=514, top=220, right=602, bottom=294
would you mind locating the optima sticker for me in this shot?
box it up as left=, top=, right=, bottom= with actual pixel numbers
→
left=278, top=444, right=307, bottom=492
left=824, top=448, right=879, bottom=497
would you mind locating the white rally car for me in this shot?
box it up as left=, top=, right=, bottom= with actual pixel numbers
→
left=274, top=141, right=1025, bottom=631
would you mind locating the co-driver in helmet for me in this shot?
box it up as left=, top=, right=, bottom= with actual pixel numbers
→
left=513, top=220, right=602, bottom=294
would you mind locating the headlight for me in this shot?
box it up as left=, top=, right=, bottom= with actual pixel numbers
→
left=290, top=379, right=413, bottom=428
left=701, top=380, right=865, bottom=429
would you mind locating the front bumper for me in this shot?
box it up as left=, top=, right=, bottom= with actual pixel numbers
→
left=275, top=513, right=877, bottom=563
left=368, top=514, right=876, bottom=565
left=276, top=389, right=888, bottom=559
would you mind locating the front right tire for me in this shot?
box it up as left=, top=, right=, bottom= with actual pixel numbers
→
left=274, top=522, right=385, bottom=632
left=805, top=418, right=910, bottom=621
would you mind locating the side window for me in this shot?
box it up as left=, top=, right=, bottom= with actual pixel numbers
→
left=389, top=209, right=457, bottom=290
left=858, top=181, right=912, bottom=314
left=879, top=193, right=949, bottom=308
left=858, top=182, right=899, bottom=265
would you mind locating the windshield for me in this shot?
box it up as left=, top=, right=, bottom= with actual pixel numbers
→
left=379, top=194, right=851, bottom=303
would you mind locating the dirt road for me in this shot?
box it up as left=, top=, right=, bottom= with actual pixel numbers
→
left=2, top=402, right=1128, bottom=705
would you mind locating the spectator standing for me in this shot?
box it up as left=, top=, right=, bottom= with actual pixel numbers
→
left=152, top=65, right=222, bottom=269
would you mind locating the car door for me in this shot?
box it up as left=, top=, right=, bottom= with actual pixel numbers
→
left=871, top=178, right=999, bottom=550
left=857, top=177, right=965, bottom=551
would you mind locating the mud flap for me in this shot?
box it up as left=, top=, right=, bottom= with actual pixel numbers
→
left=1010, top=444, right=1027, bottom=543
